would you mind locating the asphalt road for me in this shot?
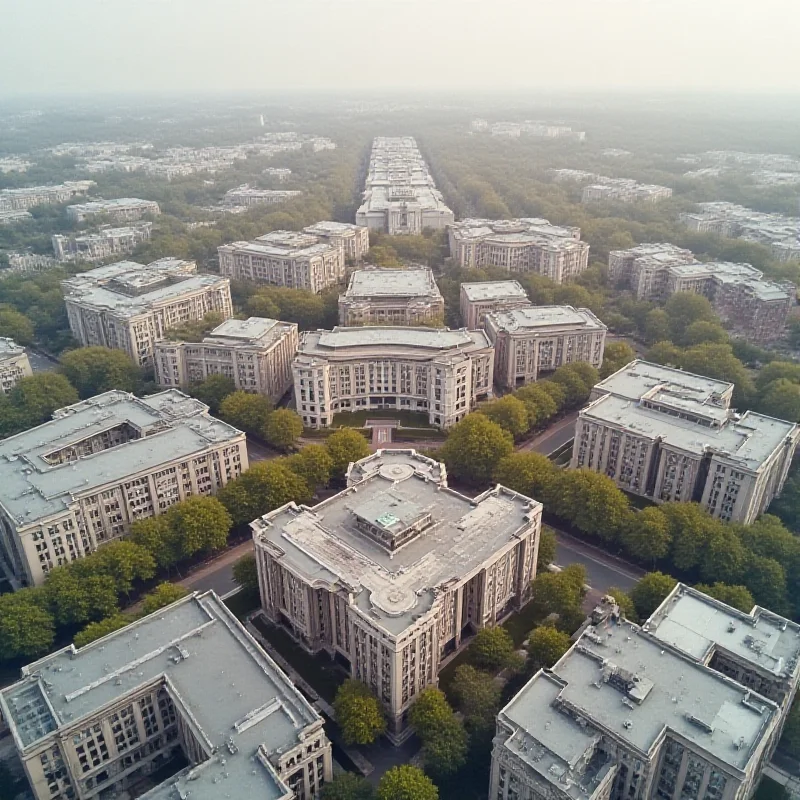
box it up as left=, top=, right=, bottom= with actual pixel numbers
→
left=554, top=529, right=643, bottom=594
left=520, top=412, right=578, bottom=456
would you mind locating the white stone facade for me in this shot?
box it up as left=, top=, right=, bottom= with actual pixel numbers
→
left=459, top=280, right=531, bottom=329
left=0, top=338, right=32, bottom=394
left=52, top=223, right=154, bottom=262
left=65, top=198, right=160, bottom=223
left=302, top=221, right=370, bottom=264
left=0, top=181, right=94, bottom=211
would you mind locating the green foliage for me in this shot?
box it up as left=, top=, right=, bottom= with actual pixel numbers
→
left=527, top=625, right=572, bottom=670
left=528, top=566, right=587, bottom=633
left=409, top=688, right=453, bottom=738
left=600, top=341, right=636, bottom=378
left=0, top=590, right=56, bottom=659
left=244, top=287, right=331, bottom=331
left=606, top=587, right=638, bottom=621
left=449, top=665, right=501, bottom=732
left=10, top=372, right=79, bottom=426
left=478, top=395, right=530, bottom=439
left=219, top=391, right=273, bottom=435
left=538, top=529, right=557, bottom=569
left=164, top=312, right=224, bottom=343
left=0, top=306, right=35, bottom=343
left=333, top=679, right=386, bottom=746
left=758, top=379, right=800, bottom=422
left=663, top=293, right=717, bottom=345
left=73, top=614, right=135, bottom=649
left=72, top=541, right=157, bottom=595
left=43, top=569, right=118, bottom=627
left=130, top=515, right=183, bottom=570
left=630, top=572, right=677, bottom=619
left=233, top=553, right=259, bottom=592
left=470, top=626, right=517, bottom=671
left=284, top=444, right=334, bottom=491
left=409, top=688, right=467, bottom=778
left=493, top=452, right=555, bottom=499
left=168, top=496, right=233, bottom=557
left=263, top=408, right=304, bottom=452
left=684, top=320, right=728, bottom=346
left=550, top=363, right=595, bottom=407
left=693, top=583, right=755, bottom=612
left=59, top=347, right=140, bottom=397
left=643, top=309, right=671, bottom=344
left=141, top=583, right=189, bottom=615
left=513, top=383, right=558, bottom=427
left=188, top=374, right=236, bottom=413
left=622, top=506, right=671, bottom=564
left=325, top=427, right=371, bottom=480
left=321, top=773, right=375, bottom=800
left=438, top=413, right=513, bottom=484
left=376, top=766, right=438, bottom=800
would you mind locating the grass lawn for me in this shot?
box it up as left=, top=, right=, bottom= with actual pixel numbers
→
left=331, top=409, right=432, bottom=428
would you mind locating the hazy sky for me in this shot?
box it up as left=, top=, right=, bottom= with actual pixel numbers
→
left=3, top=0, right=798, bottom=95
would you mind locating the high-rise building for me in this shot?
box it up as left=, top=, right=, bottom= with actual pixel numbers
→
left=154, top=317, right=299, bottom=402
left=0, top=390, right=247, bottom=587
left=252, top=448, right=542, bottom=741
left=52, top=223, right=153, bottom=263
left=302, top=221, right=370, bottom=263
left=223, top=185, right=302, bottom=207
left=65, top=198, right=160, bottom=223
left=0, top=337, right=32, bottom=393
left=62, top=259, right=232, bottom=366
left=0, top=591, right=332, bottom=800
left=459, top=280, right=531, bottom=329
left=0, top=181, right=94, bottom=211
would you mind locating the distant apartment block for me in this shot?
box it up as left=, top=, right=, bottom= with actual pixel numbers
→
left=253, top=448, right=542, bottom=741
left=0, top=390, right=246, bottom=587
left=490, top=582, right=800, bottom=800
left=293, top=327, right=494, bottom=429
left=302, top=221, right=370, bottom=263
left=356, top=137, right=454, bottom=234
left=223, top=185, right=302, bottom=207
left=62, top=259, right=233, bottom=366
left=5, top=252, right=59, bottom=273
left=470, top=118, right=490, bottom=131
left=66, top=197, right=161, bottom=223
left=680, top=202, right=800, bottom=262
left=460, top=280, right=531, bottom=328
left=487, top=121, right=585, bottom=140
left=485, top=305, right=607, bottom=389
left=0, top=209, right=33, bottom=225
left=338, top=267, right=444, bottom=326
left=0, top=157, right=32, bottom=173
left=549, top=169, right=673, bottom=203
left=52, top=223, right=153, bottom=263
left=262, top=167, right=292, bottom=181
left=0, top=591, right=331, bottom=800
left=0, top=338, right=32, bottom=393
left=0, top=180, right=94, bottom=211
left=448, top=218, right=590, bottom=283
left=609, top=244, right=796, bottom=343
left=154, top=316, right=299, bottom=402
left=571, top=360, right=800, bottom=523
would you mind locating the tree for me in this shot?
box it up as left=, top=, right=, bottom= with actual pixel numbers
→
left=59, top=347, right=140, bottom=397
left=450, top=665, right=501, bottom=731
left=43, top=569, right=118, bottom=627
left=684, top=320, right=729, bottom=346
left=646, top=341, right=682, bottom=366
left=758, top=379, right=800, bottom=422
left=630, top=572, right=677, bottom=619
left=694, top=583, right=755, bottom=612
left=130, top=515, right=182, bottom=570
left=73, top=614, right=134, bottom=649
left=219, top=460, right=312, bottom=525
left=550, top=364, right=593, bottom=408
left=219, top=391, right=273, bottom=435
left=74, top=541, right=156, bottom=595
left=285, top=444, right=333, bottom=491
left=643, top=309, right=671, bottom=344
left=141, top=583, right=189, bottom=615
left=438, top=414, right=513, bottom=484
left=169, top=496, right=232, bottom=558
left=409, top=688, right=453, bottom=738
left=660, top=502, right=721, bottom=573
left=679, top=344, right=754, bottom=407
left=551, top=469, right=630, bottom=543
left=233, top=553, right=259, bottom=592
left=0, top=307, right=34, bottom=344
left=606, top=586, right=637, bottom=621
left=419, top=713, right=468, bottom=778
left=10, top=373, right=79, bottom=425
left=699, top=528, right=747, bottom=585
left=528, top=566, right=587, bottom=632
left=0, top=590, right=55, bottom=659
left=514, top=383, right=558, bottom=427
left=493, top=452, right=555, bottom=499
left=189, top=374, right=236, bottom=413
left=333, top=680, right=386, bottom=745
left=321, top=773, right=375, bottom=800
left=756, top=361, right=800, bottom=390
left=527, top=625, right=571, bottom=670
left=600, top=341, right=635, bottom=378
left=376, top=766, right=438, bottom=800
left=538, top=528, right=557, bottom=569
left=478, top=396, right=530, bottom=439
left=471, top=626, right=517, bottom=671
left=622, top=506, right=671, bottom=564
left=664, top=293, right=716, bottom=344
left=536, top=380, right=566, bottom=409
left=263, top=408, right=304, bottom=452
left=326, top=428, right=371, bottom=480
left=743, top=554, right=788, bottom=612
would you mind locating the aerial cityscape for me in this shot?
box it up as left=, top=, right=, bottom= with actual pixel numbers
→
left=1, top=3, right=800, bottom=800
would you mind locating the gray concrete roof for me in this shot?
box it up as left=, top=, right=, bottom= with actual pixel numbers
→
left=0, top=337, right=25, bottom=357
left=346, top=449, right=447, bottom=487
left=486, top=305, right=606, bottom=333
left=67, top=198, right=159, bottom=214
left=460, top=280, right=528, bottom=302
left=221, top=230, right=337, bottom=260
left=344, top=268, right=442, bottom=299
left=449, top=218, right=584, bottom=250
left=0, top=390, right=243, bottom=528
left=0, top=592, right=321, bottom=800
left=201, top=317, right=296, bottom=349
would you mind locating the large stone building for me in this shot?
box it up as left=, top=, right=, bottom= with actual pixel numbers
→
left=338, top=267, right=444, bottom=326
left=447, top=219, right=590, bottom=283
left=548, top=170, right=672, bottom=203
left=52, top=223, right=154, bottom=262
left=302, top=221, right=370, bottom=263
left=571, top=360, right=800, bottom=524
left=460, top=280, right=530, bottom=329
left=154, top=317, right=299, bottom=402
left=223, top=185, right=302, bottom=207
left=218, top=230, right=345, bottom=293
left=608, top=244, right=795, bottom=343
left=0, top=390, right=247, bottom=587
left=293, top=326, right=494, bottom=429
left=485, top=306, right=607, bottom=389
left=0, top=591, right=332, bottom=800
left=356, top=137, right=454, bottom=234
left=0, top=181, right=94, bottom=211
left=252, top=448, right=542, bottom=741
left=0, top=337, right=32, bottom=394
left=65, top=198, right=160, bottom=223
left=489, top=582, right=800, bottom=800
left=62, top=258, right=233, bottom=366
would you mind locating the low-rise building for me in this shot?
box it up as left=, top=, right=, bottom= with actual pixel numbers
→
left=490, top=583, right=796, bottom=800
left=65, top=198, right=160, bottom=223
left=0, top=591, right=332, bottom=800
left=293, top=326, right=494, bottom=429
left=0, top=181, right=94, bottom=211
left=302, top=221, right=370, bottom=263
left=252, top=448, right=542, bottom=741
left=52, top=223, right=153, bottom=262
left=459, top=280, right=530, bottom=328
left=154, top=317, right=299, bottom=402
left=263, top=167, right=292, bottom=181
left=582, top=180, right=673, bottom=204
left=0, top=390, right=247, bottom=587
left=223, top=185, right=302, bottom=207
left=608, top=243, right=696, bottom=290
left=62, top=259, right=233, bottom=366
left=0, top=209, right=33, bottom=224
left=448, top=218, right=590, bottom=283
left=218, top=230, right=345, bottom=293
left=4, top=252, right=59, bottom=273
left=571, top=360, right=800, bottom=523
left=338, top=267, right=444, bottom=326
left=485, top=305, right=607, bottom=389
left=0, top=337, right=32, bottom=393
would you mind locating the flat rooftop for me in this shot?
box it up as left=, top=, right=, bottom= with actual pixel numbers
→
left=0, top=390, right=242, bottom=528
left=346, top=449, right=447, bottom=487
left=646, top=584, right=800, bottom=682
left=461, top=280, right=528, bottom=302
left=487, top=305, right=605, bottom=333
left=223, top=231, right=338, bottom=260
left=68, top=198, right=158, bottom=213
left=0, top=592, right=321, bottom=800
left=202, top=316, right=293, bottom=348
left=304, top=221, right=362, bottom=236
left=0, top=337, right=24, bottom=357
left=253, top=466, right=540, bottom=635
left=344, top=268, right=442, bottom=299
left=450, top=218, right=583, bottom=248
